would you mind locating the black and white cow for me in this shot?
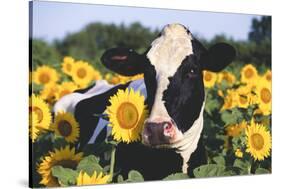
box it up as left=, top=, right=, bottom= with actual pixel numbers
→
left=54, top=23, right=236, bottom=180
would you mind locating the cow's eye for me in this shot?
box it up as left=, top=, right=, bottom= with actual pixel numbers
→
left=186, top=67, right=198, bottom=78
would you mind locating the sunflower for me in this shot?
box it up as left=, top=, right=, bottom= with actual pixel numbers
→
left=225, top=120, right=247, bottom=137
left=263, top=70, right=272, bottom=82
left=56, top=82, right=78, bottom=100
left=106, top=88, right=148, bottom=143
left=217, top=71, right=236, bottom=86
left=255, top=77, right=271, bottom=115
left=235, top=148, right=243, bottom=158
left=234, top=85, right=255, bottom=109
left=29, top=112, right=40, bottom=142
left=62, top=56, right=75, bottom=75
left=109, top=75, right=121, bottom=84
left=29, top=94, right=52, bottom=131
left=33, top=65, right=59, bottom=86
left=245, top=120, right=271, bottom=161
left=221, top=89, right=236, bottom=111
left=40, top=83, right=60, bottom=105
left=71, top=61, right=94, bottom=87
left=240, top=64, right=258, bottom=85
left=37, top=146, right=83, bottom=187
left=76, top=171, right=110, bottom=186
left=92, top=69, right=102, bottom=81
left=203, top=71, right=217, bottom=88
left=51, top=112, right=80, bottom=143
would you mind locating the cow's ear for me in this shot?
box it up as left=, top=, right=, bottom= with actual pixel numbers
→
left=202, top=43, right=236, bottom=72
left=101, top=47, right=145, bottom=76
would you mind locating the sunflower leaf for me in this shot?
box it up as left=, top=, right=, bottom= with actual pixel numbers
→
left=255, top=168, right=270, bottom=174
left=127, top=170, right=144, bottom=182
left=77, top=155, right=103, bottom=175
left=117, top=175, right=124, bottom=183
left=213, top=156, right=225, bottom=166
left=163, top=173, right=188, bottom=180
left=193, top=164, right=233, bottom=178
left=51, top=165, right=79, bottom=186
left=233, top=159, right=251, bottom=175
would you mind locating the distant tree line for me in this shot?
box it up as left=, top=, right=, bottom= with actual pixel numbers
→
left=31, top=16, right=271, bottom=73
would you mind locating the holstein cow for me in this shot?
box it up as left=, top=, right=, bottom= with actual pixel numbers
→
left=54, top=23, right=236, bottom=180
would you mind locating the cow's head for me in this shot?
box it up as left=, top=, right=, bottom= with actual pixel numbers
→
left=101, top=23, right=235, bottom=148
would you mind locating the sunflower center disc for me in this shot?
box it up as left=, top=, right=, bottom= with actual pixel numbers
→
left=245, top=68, right=254, bottom=79
left=251, top=133, right=264, bottom=150
left=266, top=74, right=271, bottom=81
left=261, top=88, right=271, bottom=104
left=39, top=73, right=50, bottom=84
left=58, top=120, right=72, bottom=137
left=77, top=68, right=87, bottom=78
left=66, top=63, right=72, bottom=72
left=32, top=107, right=44, bottom=123
left=239, top=95, right=248, bottom=105
left=204, top=72, right=212, bottom=81
left=117, top=102, right=139, bottom=129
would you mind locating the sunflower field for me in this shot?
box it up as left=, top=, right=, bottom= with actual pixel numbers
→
left=29, top=18, right=271, bottom=187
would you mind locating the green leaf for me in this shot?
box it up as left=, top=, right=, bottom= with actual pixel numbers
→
left=221, top=111, right=237, bottom=125
left=221, top=108, right=243, bottom=125
left=233, top=159, right=251, bottom=175
left=163, top=173, right=188, bottom=180
left=117, top=175, right=124, bottom=183
left=255, top=168, right=270, bottom=174
left=205, top=97, right=220, bottom=115
left=51, top=166, right=79, bottom=186
left=77, top=155, right=103, bottom=175
left=127, top=170, right=144, bottom=182
left=213, top=156, right=225, bottom=166
left=193, top=164, right=232, bottom=178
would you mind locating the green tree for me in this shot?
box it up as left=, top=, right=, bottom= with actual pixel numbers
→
left=31, top=39, right=61, bottom=69
left=249, top=16, right=271, bottom=43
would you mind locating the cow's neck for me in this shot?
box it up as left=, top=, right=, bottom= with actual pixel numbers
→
left=170, top=101, right=205, bottom=173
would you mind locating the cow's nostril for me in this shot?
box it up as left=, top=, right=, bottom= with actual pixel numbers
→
left=163, top=122, right=172, bottom=131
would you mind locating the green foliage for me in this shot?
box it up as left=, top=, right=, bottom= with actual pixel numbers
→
left=51, top=166, right=79, bottom=186
left=255, top=168, right=270, bottom=174
left=249, top=16, right=271, bottom=43
left=233, top=159, right=251, bottom=175
left=53, top=22, right=159, bottom=74
left=193, top=164, right=234, bottom=178
left=127, top=170, right=145, bottom=182
left=117, top=170, right=145, bottom=183
left=32, top=39, right=61, bottom=69
left=163, top=173, right=189, bottom=180
left=77, top=155, right=103, bottom=175
left=221, top=108, right=243, bottom=125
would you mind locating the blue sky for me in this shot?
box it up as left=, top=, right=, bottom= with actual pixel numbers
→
left=31, top=1, right=260, bottom=42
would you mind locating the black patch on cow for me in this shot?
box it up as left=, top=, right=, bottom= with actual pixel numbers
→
left=74, top=83, right=96, bottom=94
left=115, top=142, right=182, bottom=180
left=143, top=63, right=157, bottom=112
left=162, top=55, right=205, bottom=133
left=191, top=38, right=208, bottom=62
left=75, top=82, right=131, bottom=149
left=201, top=43, right=236, bottom=72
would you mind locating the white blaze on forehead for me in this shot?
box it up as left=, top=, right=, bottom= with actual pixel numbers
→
left=146, top=23, right=193, bottom=121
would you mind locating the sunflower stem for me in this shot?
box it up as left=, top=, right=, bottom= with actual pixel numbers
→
left=109, top=145, right=116, bottom=182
